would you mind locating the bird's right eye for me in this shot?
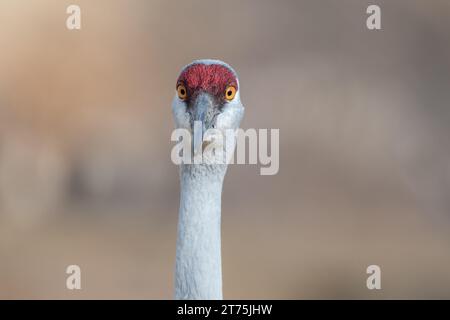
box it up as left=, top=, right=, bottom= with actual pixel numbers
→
left=177, top=85, right=188, bottom=100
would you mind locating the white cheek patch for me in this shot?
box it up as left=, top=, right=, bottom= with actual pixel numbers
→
left=216, top=94, right=244, bottom=131
left=172, top=95, right=191, bottom=129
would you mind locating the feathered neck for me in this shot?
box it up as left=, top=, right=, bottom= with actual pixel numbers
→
left=174, top=163, right=227, bottom=299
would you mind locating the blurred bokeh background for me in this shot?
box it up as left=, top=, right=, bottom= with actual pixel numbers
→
left=0, top=0, right=449, bottom=299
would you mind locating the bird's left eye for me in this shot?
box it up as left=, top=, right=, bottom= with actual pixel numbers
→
left=225, top=86, right=236, bottom=101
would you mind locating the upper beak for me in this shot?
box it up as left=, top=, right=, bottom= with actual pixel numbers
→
left=191, top=92, right=215, bottom=155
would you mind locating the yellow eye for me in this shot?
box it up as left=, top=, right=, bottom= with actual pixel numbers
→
left=225, top=86, right=236, bottom=101
left=177, top=84, right=188, bottom=100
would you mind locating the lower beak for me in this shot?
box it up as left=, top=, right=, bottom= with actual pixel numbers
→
left=191, top=92, right=214, bottom=155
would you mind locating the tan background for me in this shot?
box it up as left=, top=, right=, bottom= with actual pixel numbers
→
left=0, top=0, right=450, bottom=299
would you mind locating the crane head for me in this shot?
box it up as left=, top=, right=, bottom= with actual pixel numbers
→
left=172, top=59, right=244, bottom=155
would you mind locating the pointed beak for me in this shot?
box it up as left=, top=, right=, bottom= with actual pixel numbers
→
left=191, top=92, right=215, bottom=155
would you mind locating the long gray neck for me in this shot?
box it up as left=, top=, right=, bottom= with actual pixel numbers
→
left=175, top=163, right=227, bottom=300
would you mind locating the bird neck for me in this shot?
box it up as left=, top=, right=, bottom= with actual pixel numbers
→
left=175, top=163, right=227, bottom=300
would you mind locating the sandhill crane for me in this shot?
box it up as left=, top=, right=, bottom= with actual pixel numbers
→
left=172, top=59, right=244, bottom=299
